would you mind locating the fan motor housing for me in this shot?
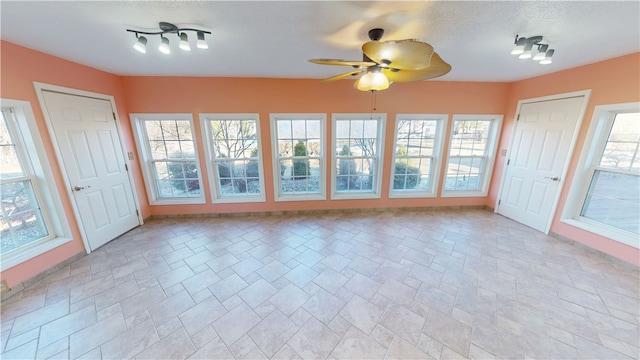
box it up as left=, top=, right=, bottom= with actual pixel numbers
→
left=368, top=28, right=384, bottom=41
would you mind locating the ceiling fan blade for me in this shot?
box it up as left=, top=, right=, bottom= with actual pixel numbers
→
left=382, top=53, right=451, bottom=82
left=362, top=40, right=434, bottom=70
left=322, top=69, right=365, bottom=83
left=309, top=58, right=376, bottom=67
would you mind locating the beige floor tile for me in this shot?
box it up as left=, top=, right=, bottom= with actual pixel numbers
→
left=269, top=283, right=310, bottom=316
left=99, top=318, right=159, bottom=359
left=339, top=295, right=384, bottom=335
left=135, top=327, right=195, bottom=359
left=331, top=326, right=387, bottom=359
left=248, top=310, right=299, bottom=357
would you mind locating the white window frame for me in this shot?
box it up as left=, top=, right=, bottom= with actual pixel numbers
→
left=1, top=99, right=72, bottom=271
left=562, top=102, right=640, bottom=248
left=270, top=113, right=326, bottom=202
left=442, top=114, right=502, bottom=197
left=200, top=113, right=266, bottom=203
left=331, top=113, right=386, bottom=200
left=389, top=114, right=447, bottom=198
left=131, top=113, right=205, bottom=205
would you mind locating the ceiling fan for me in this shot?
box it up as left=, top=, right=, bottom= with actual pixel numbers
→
left=309, top=28, right=451, bottom=91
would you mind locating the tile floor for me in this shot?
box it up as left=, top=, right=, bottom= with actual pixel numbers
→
left=1, top=209, right=639, bottom=359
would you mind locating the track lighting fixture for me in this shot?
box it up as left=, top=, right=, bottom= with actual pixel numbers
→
left=127, top=22, right=210, bottom=55
left=511, top=35, right=555, bottom=65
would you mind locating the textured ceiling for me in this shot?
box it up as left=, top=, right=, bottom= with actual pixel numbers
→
left=1, top=1, right=639, bottom=82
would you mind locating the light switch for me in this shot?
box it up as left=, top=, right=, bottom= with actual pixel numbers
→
left=128, top=152, right=134, bottom=160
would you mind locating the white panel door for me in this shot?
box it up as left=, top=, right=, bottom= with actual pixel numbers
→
left=41, top=91, right=139, bottom=251
left=498, top=96, right=585, bottom=232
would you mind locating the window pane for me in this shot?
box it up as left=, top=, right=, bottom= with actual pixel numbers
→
left=0, top=112, right=25, bottom=179
left=292, top=120, right=306, bottom=139
left=600, top=112, right=640, bottom=171
left=581, top=170, right=639, bottom=234
left=211, top=119, right=258, bottom=160
left=450, top=120, right=490, bottom=156
left=217, top=159, right=261, bottom=196
left=1, top=180, right=49, bottom=254
left=336, top=158, right=375, bottom=191
left=146, top=120, right=195, bottom=160
left=280, top=158, right=321, bottom=194
left=445, top=157, right=484, bottom=191
left=153, top=161, right=200, bottom=198
left=277, top=120, right=292, bottom=139
left=393, top=157, right=432, bottom=191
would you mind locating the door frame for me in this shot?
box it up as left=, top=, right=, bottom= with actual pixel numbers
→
left=34, top=82, right=143, bottom=254
left=495, top=89, right=591, bottom=234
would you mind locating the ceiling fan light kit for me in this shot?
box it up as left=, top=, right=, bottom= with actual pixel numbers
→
left=309, top=28, right=451, bottom=92
left=511, top=35, right=555, bottom=65
left=127, top=22, right=210, bottom=55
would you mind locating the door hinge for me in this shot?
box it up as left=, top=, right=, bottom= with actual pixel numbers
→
left=507, top=159, right=511, bottom=165
left=112, top=112, right=116, bottom=120
left=136, top=210, right=139, bottom=217
left=498, top=200, right=501, bottom=205
left=516, top=114, right=520, bottom=121
left=124, top=163, right=128, bottom=171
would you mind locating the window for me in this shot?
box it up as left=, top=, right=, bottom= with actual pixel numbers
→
left=1, top=100, right=71, bottom=270
left=201, top=114, right=266, bottom=203
left=563, top=103, right=640, bottom=248
left=331, top=114, right=385, bottom=199
left=270, top=114, right=326, bottom=201
left=390, top=115, right=447, bottom=198
left=443, top=115, right=502, bottom=196
left=131, top=114, right=204, bottom=205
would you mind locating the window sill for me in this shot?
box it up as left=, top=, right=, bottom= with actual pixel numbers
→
left=331, top=191, right=382, bottom=200
left=274, top=193, right=326, bottom=202
left=441, top=190, right=487, bottom=198
left=149, top=197, right=206, bottom=206
left=561, top=217, right=640, bottom=249
left=212, top=195, right=266, bottom=204
left=1, top=236, right=74, bottom=271
left=389, top=191, right=437, bottom=199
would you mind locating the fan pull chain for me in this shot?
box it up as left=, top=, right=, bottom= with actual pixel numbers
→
left=370, top=90, right=377, bottom=119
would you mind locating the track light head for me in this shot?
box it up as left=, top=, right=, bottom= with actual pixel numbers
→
left=540, top=49, right=554, bottom=64
left=533, top=44, right=548, bottom=61
left=179, top=32, right=191, bottom=51
left=197, top=31, right=208, bottom=49
left=510, top=36, right=526, bottom=55
left=518, top=43, right=534, bottom=59
left=133, top=34, right=147, bottom=53
left=158, top=35, right=170, bottom=54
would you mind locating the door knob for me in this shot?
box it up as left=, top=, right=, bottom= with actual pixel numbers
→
left=73, top=185, right=90, bottom=191
left=544, top=176, right=560, bottom=181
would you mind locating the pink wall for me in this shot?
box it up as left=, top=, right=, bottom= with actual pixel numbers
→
left=121, top=77, right=509, bottom=215
left=0, top=41, right=149, bottom=286
left=490, top=53, right=640, bottom=265
left=2, top=40, right=638, bottom=287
